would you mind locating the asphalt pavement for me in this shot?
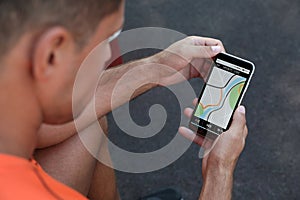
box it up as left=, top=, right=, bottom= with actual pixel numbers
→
left=107, top=0, right=300, bottom=199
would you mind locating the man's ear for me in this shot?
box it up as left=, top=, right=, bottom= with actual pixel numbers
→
left=32, top=27, right=74, bottom=81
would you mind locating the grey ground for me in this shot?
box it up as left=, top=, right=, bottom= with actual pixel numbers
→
left=107, top=0, right=300, bottom=199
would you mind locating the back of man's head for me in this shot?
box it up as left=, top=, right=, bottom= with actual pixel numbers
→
left=0, top=0, right=122, bottom=60
left=0, top=0, right=123, bottom=125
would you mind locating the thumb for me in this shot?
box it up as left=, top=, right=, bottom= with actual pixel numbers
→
left=189, top=45, right=222, bottom=59
left=228, top=106, right=247, bottom=135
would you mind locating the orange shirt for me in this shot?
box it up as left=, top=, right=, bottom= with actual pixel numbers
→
left=0, top=154, right=88, bottom=200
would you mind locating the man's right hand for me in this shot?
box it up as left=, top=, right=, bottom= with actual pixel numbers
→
left=179, top=99, right=248, bottom=200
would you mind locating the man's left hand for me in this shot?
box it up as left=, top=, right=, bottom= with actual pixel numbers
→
left=149, top=36, right=225, bottom=86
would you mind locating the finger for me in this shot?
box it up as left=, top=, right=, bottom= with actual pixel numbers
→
left=189, top=36, right=226, bottom=52
left=193, top=98, right=198, bottom=106
left=183, top=98, right=198, bottom=118
left=227, top=105, right=247, bottom=137
left=184, top=108, right=194, bottom=119
left=179, top=127, right=213, bottom=149
left=188, top=36, right=221, bottom=46
left=202, top=38, right=226, bottom=52
left=243, top=125, right=248, bottom=138
left=190, top=57, right=213, bottom=78
left=189, top=45, right=222, bottom=59
left=179, top=126, right=203, bottom=146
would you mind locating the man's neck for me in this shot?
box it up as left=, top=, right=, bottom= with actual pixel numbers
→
left=0, top=75, right=42, bottom=160
left=0, top=121, right=40, bottom=159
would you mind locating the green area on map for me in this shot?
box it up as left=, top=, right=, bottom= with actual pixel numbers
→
left=229, top=83, right=245, bottom=109
left=195, top=104, right=204, bottom=117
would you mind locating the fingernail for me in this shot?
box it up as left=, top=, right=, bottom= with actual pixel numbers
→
left=211, top=46, right=221, bottom=53
left=238, top=106, right=246, bottom=114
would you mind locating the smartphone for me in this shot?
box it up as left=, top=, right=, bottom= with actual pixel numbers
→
left=189, top=52, right=255, bottom=140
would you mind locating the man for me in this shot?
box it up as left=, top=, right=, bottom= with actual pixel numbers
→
left=0, top=0, right=248, bottom=200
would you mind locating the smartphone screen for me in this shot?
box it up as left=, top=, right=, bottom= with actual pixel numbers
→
left=189, top=53, right=255, bottom=139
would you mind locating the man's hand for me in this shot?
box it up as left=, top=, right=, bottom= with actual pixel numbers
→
left=149, top=36, right=225, bottom=86
left=179, top=99, right=248, bottom=200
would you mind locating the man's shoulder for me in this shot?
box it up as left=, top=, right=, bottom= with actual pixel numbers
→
left=0, top=154, right=46, bottom=199
left=0, top=154, right=87, bottom=200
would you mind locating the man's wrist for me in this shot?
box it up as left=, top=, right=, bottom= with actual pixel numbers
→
left=200, top=164, right=234, bottom=200
left=141, top=53, right=166, bottom=86
left=147, top=51, right=165, bottom=66
left=204, top=164, right=234, bottom=180
left=140, top=56, right=161, bottom=87
left=207, top=156, right=238, bottom=173
left=117, top=56, right=161, bottom=98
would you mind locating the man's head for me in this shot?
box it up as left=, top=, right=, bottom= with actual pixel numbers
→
left=0, top=0, right=124, bottom=124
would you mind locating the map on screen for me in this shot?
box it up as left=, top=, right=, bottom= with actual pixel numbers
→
left=194, top=67, right=246, bottom=129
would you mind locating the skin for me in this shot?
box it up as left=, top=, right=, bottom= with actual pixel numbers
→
left=35, top=117, right=120, bottom=199
left=35, top=27, right=247, bottom=200
left=179, top=100, right=248, bottom=200
left=35, top=35, right=226, bottom=200
left=0, top=0, right=124, bottom=157
left=0, top=1, right=124, bottom=199
left=0, top=0, right=248, bottom=199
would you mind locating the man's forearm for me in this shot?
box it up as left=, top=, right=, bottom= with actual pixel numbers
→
left=79, top=55, right=162, bottom=131
left=199, top=167, right=234, bottom=200
left=95, top=56, right=160, bottom=118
